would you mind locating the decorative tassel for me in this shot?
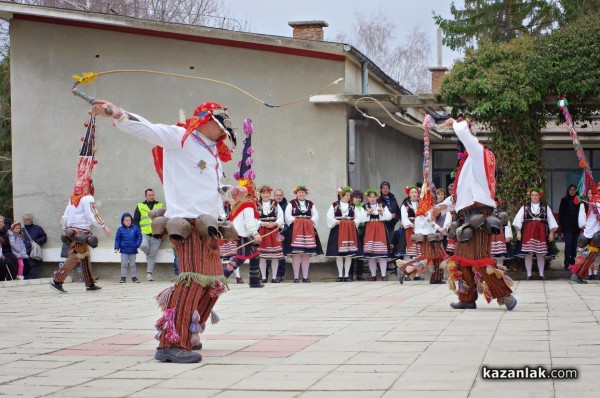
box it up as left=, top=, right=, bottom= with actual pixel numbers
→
left=494, top=268, right=504, bottom=278
left=210, top=280, right=227, bottom=298
left=486, top=266, right=495, bottom=275
left=503, top=274, right=515, bottom=287
left=568, top=264, right=581, bottom=274
left=155, top=286, right=175, bottom=310
left=210, top=310, right=220, bottom=325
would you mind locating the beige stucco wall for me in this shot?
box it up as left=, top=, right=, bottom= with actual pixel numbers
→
left=9, top=19, right=348, bottom=262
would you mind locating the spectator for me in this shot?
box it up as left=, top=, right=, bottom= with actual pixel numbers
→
left=273, top=188, right=288, bottom=282
left=8, top=221, right=29, bottom=280
left=134, top=188, right=164, bottom=281
left=22, top=213, right=47, bottom=279
left=0, top=215, right=18, bottom=281
left=559, top=184, right=581, bottom=270
left=114, top=212, right=143, bottom=283
left=378, top=181, right=400, bottom=239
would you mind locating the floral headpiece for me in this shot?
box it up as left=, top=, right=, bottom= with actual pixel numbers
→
left=293, top=185, right=309, bottom=195
left=364, top=189, right=379, bottom=197
left=405, top=185, right=420, bottom=196
left=258, top=185, right=273, bottom=194
left=337, top=186, right=352, bottom=197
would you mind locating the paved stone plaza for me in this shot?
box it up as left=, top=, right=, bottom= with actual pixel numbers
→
left=1, top=277, right=598, bottom=397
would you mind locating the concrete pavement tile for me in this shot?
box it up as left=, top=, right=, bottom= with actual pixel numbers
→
left=0, top=383, right=65, bottom=397
left=381, top=391, right=469, bottom=398
left=344, top=352, right=420, bottom=365
left=280, top=351, right=357, bottom=365
left=230, top=370, right=328, bottom=390
left=335, top=364, right=409, bottom=374
left=129, top=388, right=221, bottom=398
left=212, top=391, right=300, bottom=398
left=9, top=376, right=94, bottom=387
left=54, top=378, right=160, bottom=397
left=308, top=371, right=400, bottom=391
left=301, top=391, right=384, bottom=398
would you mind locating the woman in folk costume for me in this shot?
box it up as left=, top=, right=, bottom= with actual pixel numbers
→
left=222, top=119, right=264, bottom=288
left=349, top=190, right=367, bottom=280
left=490, top=199, right=513, bottom=268
left=50, top=113, right=110, bottom=294
left=400, top=186, right=424, bottom=280
left=438, top=117, right=516, bottom=310
left=218, top=200, right=244, bottom=284
left=284, top=185, right=323, bottom=283
left=256, top=185, right=284, bottom=283
left=513, top=188, right=557, bottom=280
left=570, top=184, right=600, bottom=284
left=94, top=99, right=238, bottom=363
left=326, top=186, right=361, bottom=282
left=361, top=189, right=392, bottom=280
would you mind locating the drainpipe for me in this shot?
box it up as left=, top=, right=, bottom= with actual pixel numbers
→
left=361, top=62, right=368, bottom=94
left=348, top=119, right=357, bottom=187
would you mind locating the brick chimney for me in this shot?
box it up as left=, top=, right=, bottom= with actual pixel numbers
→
left=428, top=66, right=448, bottom=94
left=288, top=20, right=328, bottom=41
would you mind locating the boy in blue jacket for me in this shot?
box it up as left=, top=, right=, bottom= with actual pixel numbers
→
left=114, top=212, right=143, bottom=283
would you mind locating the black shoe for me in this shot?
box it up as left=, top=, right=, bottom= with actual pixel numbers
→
left=413, top=276, right=424, bottom=281
left=260, top=279, right=267, bottom=283
left=302, top=278, right=311, bottom=283
left=293, top=278, right=299, bottom=283
left=336, top=277, right=343, bottom=282
left=155, top=348, right=202, bottom=363
left=343, top=277, right=352, bottom=282
left=132, top=277, right=140, bottom=283
left=271, top=278, right=280, bottom=283
left=356, top=275, right=365, bottom=281
left=381, top=276, right=389, bottom=281
left=249, top=283, right=264, bottom=288
left=275, top=276, right=283, bottom=283
left=192, top=342, right=203, bottom=351
left=50, top=282, right=67, bottom=294
left=119, top=277, right=126, bottom=283
left=571, top=275, right=588, bottom=284
left=86, top=285, right=102, bottom=291
left=450, top=301, right=477, bottom=309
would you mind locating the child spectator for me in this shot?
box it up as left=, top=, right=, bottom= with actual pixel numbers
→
left=8, top=222, right=29, bottom=280
left=114, top=212, right=143, bottom=283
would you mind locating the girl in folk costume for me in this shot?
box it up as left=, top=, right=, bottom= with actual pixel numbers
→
left=361, top=189, right=393, bottom=281
left=513, top=188, right=558, bottom=280
left=490, top=199, right=513, bottom=268
left=257, top=185, right=284, bottom=283
left=401, top=186, right=424, bottom=280
left=284, top=185, right=323, bottom=283
left=218, top=200, right=244, bottom=284
left=225, top=185, right=263, bottom=287
left=350, top=190, right=367, bottom=280
left=326, top=186, right=361, bottom=282
left=571, top=185, right=600, bottom=283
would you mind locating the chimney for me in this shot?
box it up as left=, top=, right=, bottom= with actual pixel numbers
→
left=288, top=20, right=328, bottom=41
left=428, top=67, right=448, bottom=95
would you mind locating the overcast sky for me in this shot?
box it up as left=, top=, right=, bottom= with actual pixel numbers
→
left=226, top=0, right=462, bottom=67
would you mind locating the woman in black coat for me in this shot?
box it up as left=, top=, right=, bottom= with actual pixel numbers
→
left=558, top=184, right=581, bottom=270
left=0, top=216, right=18, bottom=281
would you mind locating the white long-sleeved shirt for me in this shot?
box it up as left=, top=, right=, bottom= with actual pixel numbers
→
left=259, top=201, right=284, bottom=228
left=452, top=120, right=497, bottom=211
left=115, top=113, right=223, bottom=219
left=400, top=200, right=419, bottom=228
left=359, top=203, right=392, bottom=223
left=231, top=206, right=260, bottom=238
left=61, top=195, right=106, bottom=232
left=326, top=201, right=361, bottom=229
left=285, top=200, right=319, bottom=228
left=512, top=203, right=558, bottom=231
left=579, top=203, right=600, bottom=239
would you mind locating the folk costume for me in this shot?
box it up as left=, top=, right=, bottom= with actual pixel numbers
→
left=108, top=101, right=237, bottom=364
left=361, top=192, right=392, bottom=280
left=326, top=187, right=361, bottom=281
left=218, top=201, right=243, bottom=284
left=257, top=188, right=285, bottom=283
left=400, top=190, right=421, bottom=259
left=490, top=221, right=513, bottom=267
left=51, top=114, right=107, bottom=294
left=570, top=188, right=600, bottom=283
left=444, top=119, right=517, bottom=310
left=284, top=186, right=323, bottom=282
left=513, top=195, right=558, bottom=280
